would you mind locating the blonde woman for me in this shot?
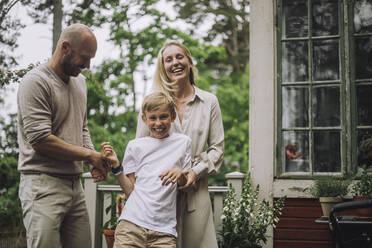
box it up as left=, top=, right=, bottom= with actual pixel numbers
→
left=136, top=40, right=224, bottom=248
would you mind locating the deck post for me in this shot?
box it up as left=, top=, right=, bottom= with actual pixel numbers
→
left=225, top=171, right=246, bottom=200
left=83, top=172, right=100, bottom=248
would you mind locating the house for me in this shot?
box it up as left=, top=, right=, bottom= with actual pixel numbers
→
left=250, top=0, right=372, bottom=247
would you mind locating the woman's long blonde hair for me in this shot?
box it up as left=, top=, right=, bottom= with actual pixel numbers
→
left=153, top=40, right=198, bottom=98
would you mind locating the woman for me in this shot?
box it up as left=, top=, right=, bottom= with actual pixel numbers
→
left=136, top=40, right=224, bottom=248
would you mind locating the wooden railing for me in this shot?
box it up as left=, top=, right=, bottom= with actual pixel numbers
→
left=83, top=171, right=246, bottom=248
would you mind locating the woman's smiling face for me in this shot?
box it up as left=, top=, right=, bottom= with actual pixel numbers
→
left=162, top=44, right=192, bottom=83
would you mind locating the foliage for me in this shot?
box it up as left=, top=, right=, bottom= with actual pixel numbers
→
left=0, top=63, right=37, bottom=87
left=103, top=193, right=125, bottom=230
left=172, top=0, right=250, bottom=74
left=218, top=173, right=285, bottom=248
left=352, top=166, right=372, bottom=197
left=0, top=113, right=23, bottom=229
left=0, top=0, right=26, bottom=68
left=69, top=0, right=250, bottom=184
left=0, top=1, right=251, bottom=238
left=310, top=177, right=351, bottom=198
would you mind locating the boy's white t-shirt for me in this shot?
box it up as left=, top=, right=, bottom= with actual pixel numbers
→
left=119, top=133, right=191, bottom=237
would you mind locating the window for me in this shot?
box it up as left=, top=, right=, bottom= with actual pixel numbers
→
left=277, top=0, right=372, bottom=176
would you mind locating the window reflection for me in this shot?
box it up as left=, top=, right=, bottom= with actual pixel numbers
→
left=314, top=131, right=341, bottom=172
left=313, top=86, right=340, bottom=127
left=355, top=37, right=372, bottom=79
left=354, top=0, right=372, bottom=33
left=357, top=129, right=372, bottom=167
left=357, top=84, right=372, bottom=125
left=283, top=131, right=309, bottom=172
left=312, top=0, right=338, bottom=36
left=282, top=41, right=309, bottom=82
left=283, top=0, right=308, bottom=38
left=282, top=87, right=309, bottom=128
left=313, top=39, right=339, bottom=80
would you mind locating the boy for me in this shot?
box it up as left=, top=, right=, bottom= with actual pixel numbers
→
left=101, top=92, right=193, bottom=248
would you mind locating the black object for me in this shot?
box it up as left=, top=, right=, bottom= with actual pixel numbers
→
left=112, top=164, right=123, bottom=175
left=329, top=199, right=372, bottom=248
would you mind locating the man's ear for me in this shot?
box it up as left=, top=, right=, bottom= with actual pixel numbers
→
left=61, top=40, right=71, bottom=54
left=141, top=113, right=147, bottom=123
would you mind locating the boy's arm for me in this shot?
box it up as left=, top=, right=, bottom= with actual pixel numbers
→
left=115, top=170, right=135, bottom=197
left=101, top=142, right=135, bottom=197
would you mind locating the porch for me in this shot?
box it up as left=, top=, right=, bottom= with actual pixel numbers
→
left=82, top=171, right=246, bottom=248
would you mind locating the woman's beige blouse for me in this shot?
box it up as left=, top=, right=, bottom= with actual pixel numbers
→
left=136, top=86, right=224, bottom=183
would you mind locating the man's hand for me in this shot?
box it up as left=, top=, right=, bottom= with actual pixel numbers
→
left=178, top=169, right=197, bottom=190
left=91, top=167, right=109, bottom=182
left=87, top=150, right=108, bottom=173
left=159, top=168, right=183, bottom=186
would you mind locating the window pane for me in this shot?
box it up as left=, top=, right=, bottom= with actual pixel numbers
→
left=354, top=0, right=372, bottom=33
left=314, top=131, right=341, bottom=172
left=357, top=129, right=372, bottom=167
left=312, top=0, right=338, bottom=36
left=313, top=86, right=340, bottom=126
left=282, top=86, right=309, bottom=127
left=282, top=41, right=309, bottom=82
left=313, top=39, right=339, bottom=80
left=357, top=84, right=372, bottom=125
left=355, top=37, right=372, bottom=79
left=283, top=131, right=310, bottom=172
left=282, top=0, right=308, bottom=38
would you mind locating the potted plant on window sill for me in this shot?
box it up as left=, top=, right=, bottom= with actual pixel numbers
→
left=103, top=194, right=125, bottom=248
left=310, top=177, right=351, bottom=218
left=351, top=166, right=372, bottom=217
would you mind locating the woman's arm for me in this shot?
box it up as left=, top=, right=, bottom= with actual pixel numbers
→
left=191, top=97, right=225, bottom=180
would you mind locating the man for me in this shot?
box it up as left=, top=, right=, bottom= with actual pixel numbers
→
left=17, top=23, right=108, bottom=248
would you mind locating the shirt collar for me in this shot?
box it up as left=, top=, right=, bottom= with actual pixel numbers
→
left=193, top=86, right=205, bottom=102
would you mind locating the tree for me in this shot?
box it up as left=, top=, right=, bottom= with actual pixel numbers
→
left=0, top=0, right=25, bottom=68
left=172, top=0, right=250, bottom=75
left=67, top=0, right=250, bottom=183
left=22, top=0, right=63, bottom=53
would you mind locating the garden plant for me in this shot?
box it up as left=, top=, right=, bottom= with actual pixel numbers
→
left=218, top=173, right=285, bottom=248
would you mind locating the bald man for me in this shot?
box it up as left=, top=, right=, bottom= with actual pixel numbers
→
left=17, top=24, right=107, bottom=248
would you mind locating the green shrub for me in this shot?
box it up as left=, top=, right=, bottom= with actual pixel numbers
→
left=352, top=166, right=372, bottom=197
left=218, top=173, right=285, bottom=248
left=310, top=177, right=351, bottom=198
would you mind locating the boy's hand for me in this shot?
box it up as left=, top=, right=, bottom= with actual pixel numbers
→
left=101, top=142, right=120, bottom=168
left=159, top=168, right=183, bottom=186
left=178, top=169, right=197, bottom=190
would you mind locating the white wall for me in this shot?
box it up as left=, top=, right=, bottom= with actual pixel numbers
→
left=249, top=1, right=316, bottom=246
left=249, top=1, right=276, bottom=246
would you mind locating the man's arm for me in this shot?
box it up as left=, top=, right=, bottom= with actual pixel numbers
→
left=32, top=134, right=106, bottom=172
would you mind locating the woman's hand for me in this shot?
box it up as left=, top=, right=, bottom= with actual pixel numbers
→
left=159, top=168, right=183, bottom=186
left=178, top=169, right=197, bottom=190
left=101, top=142, right=120, bottom=168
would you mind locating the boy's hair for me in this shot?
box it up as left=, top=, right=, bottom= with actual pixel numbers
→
left=142, top=92, right=177, bottom=120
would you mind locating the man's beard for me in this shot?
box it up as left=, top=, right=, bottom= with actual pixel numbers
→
left=62, top=51, right=79, bottom=77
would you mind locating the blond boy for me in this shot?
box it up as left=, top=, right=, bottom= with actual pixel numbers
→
left=102, top=92, right=193, bottom=248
